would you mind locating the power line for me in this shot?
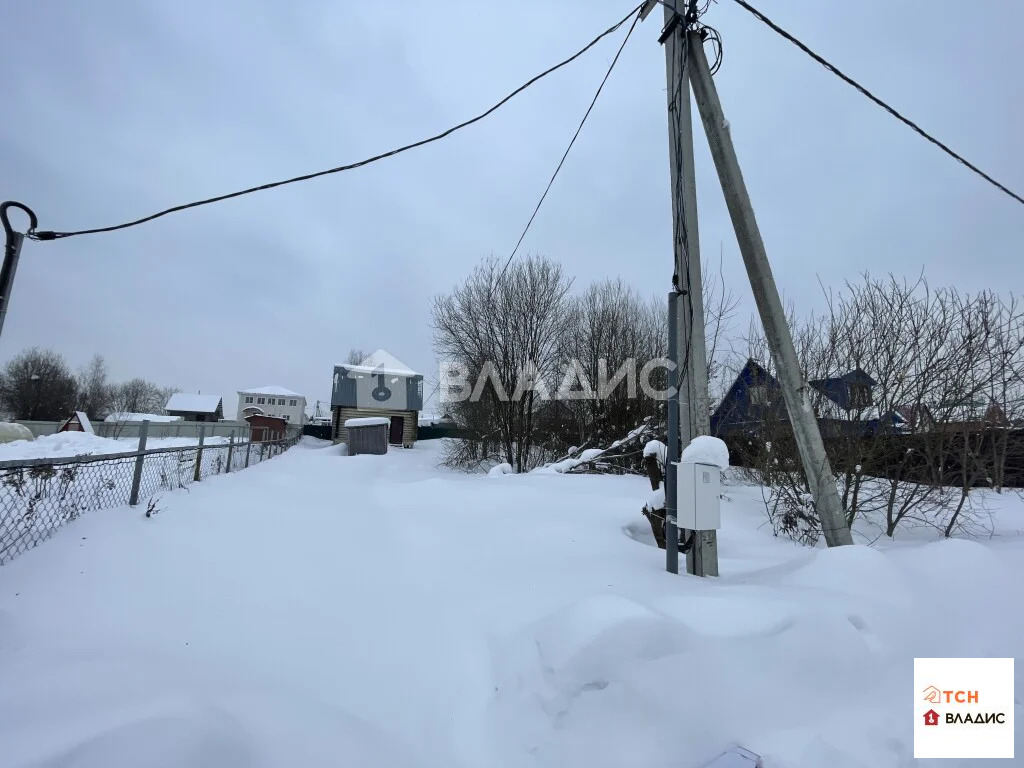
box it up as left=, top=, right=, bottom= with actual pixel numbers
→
left=727, top=0, right=1024, bottom=208
left=495, top=6, right=643, bottom=286
left=28, top=4, right=645, bottom=242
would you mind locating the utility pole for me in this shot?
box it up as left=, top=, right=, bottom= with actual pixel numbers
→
left=660, top=1, right=718, bottom=576
left=686, top=29, right=853, bottom=547
left=0, top=202, right=37, bottom=343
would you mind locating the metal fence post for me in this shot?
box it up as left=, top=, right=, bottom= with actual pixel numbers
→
left=128, top=419, right=150, bottom=506
left=226, top=430, right=235, bottom=472
left=245, top=435, right=252, bottom=468
left=193, top=424, right=205, bottom=482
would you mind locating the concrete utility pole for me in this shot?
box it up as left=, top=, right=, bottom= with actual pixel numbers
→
left=686, top=29, right=853, bottom=547
left=660, top=2, right=718, bottom=576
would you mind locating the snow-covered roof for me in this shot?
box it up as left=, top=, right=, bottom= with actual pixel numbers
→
left=165, top=393, right=222, bottom=414
left=104, top=412, right=183, bottom=423
left=344, top=417, right=390, bottom=427
left=238, top=386, right=303, bottom=397
left=340, top=349, right=419, bottom=378
left=74, top=412, right=95, bottom=434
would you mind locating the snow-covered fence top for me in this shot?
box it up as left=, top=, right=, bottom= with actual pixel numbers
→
left=0, top=432, right=302, bottom=567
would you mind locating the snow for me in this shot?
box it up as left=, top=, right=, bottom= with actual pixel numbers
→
left=488, top=462, right=514, bottom=477
left=239, top=386, right=302, bottom=397
left=0, top=431, right=230, bottom=461
left=643, top=439, right=667, bottom=467
left=165, top=393, right=222, bottom=414
left=104, top=412, right=182, bottom=423
left=344, top=417, right=390, bottom=427
left=75, top=411, right=95, bottom=434
left=1, top=439, right=1022, bottom=768
left=342, top=349, right=418, bottom=378
left=681, top=435, right=730, bottom=470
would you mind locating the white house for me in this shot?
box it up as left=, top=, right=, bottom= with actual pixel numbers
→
left=237, top=386, right=307, bottom=425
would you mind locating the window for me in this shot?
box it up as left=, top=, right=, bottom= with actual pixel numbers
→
left=289, top=399, right=297, bottom=407
left=257, top=397, right=265, bottom=405
left=848, top=383, right=871, bottom=409
left=748, top=385, right=771, bottom=406
left=244, top=396, right=253, bottom=404
left=283, top=414, right=290, bottom=421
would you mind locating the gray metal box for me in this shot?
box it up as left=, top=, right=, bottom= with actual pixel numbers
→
left=674, top=461, right=722, bottom=530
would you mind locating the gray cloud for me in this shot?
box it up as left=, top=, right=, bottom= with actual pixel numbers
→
left=2, top=0, right=1021, bottom=413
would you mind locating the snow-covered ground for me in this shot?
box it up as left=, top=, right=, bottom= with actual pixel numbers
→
left=0, top=431, right=231, bottom=461
left=0, top=438, right=1021, bottom=768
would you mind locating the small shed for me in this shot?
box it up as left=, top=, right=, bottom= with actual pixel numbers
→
left=245, top=414, right=288, bottom=442
left=58, top=411, right=95, bottom=434
left=345, top=417, right=389, bottom=456
left=165, top=393, right=224, bottom=422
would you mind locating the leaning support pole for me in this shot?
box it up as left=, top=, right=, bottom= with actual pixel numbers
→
left=686, top=30, right=853, bottom=547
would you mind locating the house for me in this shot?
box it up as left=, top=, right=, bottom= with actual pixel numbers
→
left=165, top=393, right=224, bottom=422
left=331, top=349, right=424, bottom=448
left=808, top=369, right=877, bottom=412
left=710, top=359, right=787, bottom=437
left=57, top=411, right=94, bottom=434
left=237, top=386, right=307, bottom=425
left=711, top=359, right=897, bottom=438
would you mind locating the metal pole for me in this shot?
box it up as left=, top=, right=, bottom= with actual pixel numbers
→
left=0, top=202, right=37, bottom=342
left=128, top=419, right=150, bottom=506
left=687, top=30, right=853, bottom=546
left=665, top=292, right=680, bottom=574
left=661, top=3, right=718, bottom=575
left=193, top=424, right=206, bottom=482
left=244, top=435, right=252, bottom=469
left=225, top=430, right=235, bottom=472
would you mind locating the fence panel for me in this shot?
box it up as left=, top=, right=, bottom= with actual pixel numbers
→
left=0, top=433, right=302, bottom=566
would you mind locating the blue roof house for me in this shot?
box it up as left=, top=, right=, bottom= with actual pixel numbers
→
left=712, top=360, right=901, bottom=438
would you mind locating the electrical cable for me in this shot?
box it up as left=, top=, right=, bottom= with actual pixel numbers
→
left=727, top=0, right=1024, bottom=208
left=494, top=6, right=643, bottom=287
left=27, top=3, right=646, bottom=242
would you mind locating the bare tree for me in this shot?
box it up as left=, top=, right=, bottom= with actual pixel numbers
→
left=433, top=254, right=572, bottom=472
left=109, top=378, right=170, bottom=416
left=0, top=347, right=78, bottom=421
left=347, top=349, right=368, bottom=365
left=76, top=354, right=112, bottom=420
left=734, top=274, right=1024, bottom=543
left=702, top=246, right=740, bottom=403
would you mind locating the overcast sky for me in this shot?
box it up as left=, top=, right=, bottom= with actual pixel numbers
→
left=1, top=0, right=1021, bottom=415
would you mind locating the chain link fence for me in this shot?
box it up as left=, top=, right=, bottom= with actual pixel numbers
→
left=0, top=432, right=302, bottom=566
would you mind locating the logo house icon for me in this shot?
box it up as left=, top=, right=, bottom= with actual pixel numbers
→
left=923, top=685, right=942, bottom=704
left=923, top=709, right=940, bottom=727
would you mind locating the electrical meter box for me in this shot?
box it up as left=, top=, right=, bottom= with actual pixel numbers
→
left=675, top=461, right=722, bottom=530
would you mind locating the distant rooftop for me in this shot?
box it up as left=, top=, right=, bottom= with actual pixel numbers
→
left=238, top=386, right=303, bottom=397
left=165, top=393, right=222, bottom=414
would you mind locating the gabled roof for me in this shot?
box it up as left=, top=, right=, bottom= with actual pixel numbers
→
left=239, top=386, right=303, bottom=397
left=339, top=349, right=419, bottom=378
left=808, top=368, right=878, bottom=389
left=165, top=393, right=222, bottom=414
